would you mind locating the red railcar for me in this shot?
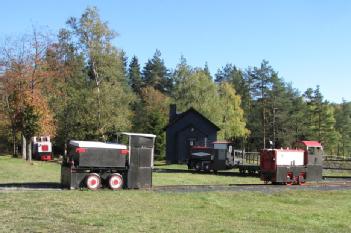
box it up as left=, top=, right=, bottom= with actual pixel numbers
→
left=260, top=141, right=323, bottom=184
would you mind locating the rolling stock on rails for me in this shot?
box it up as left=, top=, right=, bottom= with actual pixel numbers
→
left=61, top=133, right=156, bottom=190
left=188, top=140, right=324, bottom=184
left=188, top=141, right=260, bottom=174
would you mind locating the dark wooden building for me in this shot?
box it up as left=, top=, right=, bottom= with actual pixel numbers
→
left=165, top=104, right=220, bottom=163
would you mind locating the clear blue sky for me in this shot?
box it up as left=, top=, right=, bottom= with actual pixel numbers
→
left=1, top=0, right=350, bottom=103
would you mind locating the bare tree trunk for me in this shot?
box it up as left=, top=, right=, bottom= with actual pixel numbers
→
left=12, top=129, right=16, bottom=157
left=92, top=63, right=102, bottom=138
left=22, top=135, right=26, bottom=160
left=263, top=106, right=266, bottom=149
left=27, top=139, right=32, bottom=163
left=97, top=84, right=101, bottom=131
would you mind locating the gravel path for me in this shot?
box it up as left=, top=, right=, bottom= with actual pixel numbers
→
left=1, top=180, right=351, bottom=193
left=152, top=181, right=351, bottom=193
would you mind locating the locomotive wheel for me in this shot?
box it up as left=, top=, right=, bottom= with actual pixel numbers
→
left=195, top=162, right=202, bottom=172
left=204, top=164, right=211, bottom=172
left=298, top=175, right=305, bottom=185
left=86, top=173, right=101, bottom=190
left=109, top=173, right=124, bottom=190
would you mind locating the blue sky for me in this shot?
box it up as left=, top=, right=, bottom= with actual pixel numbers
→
left=1, top=0, right=350, bottom=103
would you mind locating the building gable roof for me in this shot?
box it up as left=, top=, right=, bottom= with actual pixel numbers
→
left=164, top=107, right=220, bottom=131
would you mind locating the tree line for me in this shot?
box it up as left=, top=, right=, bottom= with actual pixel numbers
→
left=1, top=7, right=350, bottom=159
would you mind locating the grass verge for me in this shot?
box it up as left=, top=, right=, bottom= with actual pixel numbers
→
left=1, top=190, right=351, bottom=232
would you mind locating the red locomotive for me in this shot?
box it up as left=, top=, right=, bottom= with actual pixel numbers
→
left=260, top=141, right=324, bottom=184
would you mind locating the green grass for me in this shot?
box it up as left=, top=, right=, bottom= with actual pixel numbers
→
left=1, top=155, right=351, bottom=232
left=0, top=155, right=59, bottom=183
left=1, top=190, right=351, bottom=232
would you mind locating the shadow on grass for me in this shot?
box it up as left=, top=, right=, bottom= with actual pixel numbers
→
left=0, top=182, right=61, bottom=189
left=323, top=175, right=351, bottom=179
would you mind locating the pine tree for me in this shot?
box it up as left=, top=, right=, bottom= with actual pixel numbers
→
left=303, top=86, right=340, bottom=154
left=246, top=60, right=275, bottom=148
left=172, top=56, right=192, bottom=85
left=335, top=100, right=351, bottom=157
left=128, top=56, right=143, bottom=94
left=142, top=50, right=172, bottom=95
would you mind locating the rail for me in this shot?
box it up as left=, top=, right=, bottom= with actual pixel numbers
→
left=323, top=155, right=351, bottom=161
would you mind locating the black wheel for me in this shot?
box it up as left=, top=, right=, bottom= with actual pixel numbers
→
left=204, top=163, right=211, bottom=172
left=86, top=173, right=101, bottom=190
left=195, top=162, right=201, bottom=172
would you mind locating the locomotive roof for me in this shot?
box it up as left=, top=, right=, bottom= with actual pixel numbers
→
left=69, top=140, right=127, bottom=149
left=300, top=141, right=322, bottom=147
left=212, top=140, right=232, bottom=144
left=120, top=132, right=156, bottom=138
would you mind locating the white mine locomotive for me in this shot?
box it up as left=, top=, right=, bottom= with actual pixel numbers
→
left=32, top=136, right=52, bottom=161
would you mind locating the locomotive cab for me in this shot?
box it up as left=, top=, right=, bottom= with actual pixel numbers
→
left=295, top=141, right=324, bottom=181
left=212, top=141, right=235, bottom=171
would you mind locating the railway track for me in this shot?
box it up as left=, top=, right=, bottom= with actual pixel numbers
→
left=152, top=180, right=351, bottom=193
left=1, top=176, right=351, bottom=192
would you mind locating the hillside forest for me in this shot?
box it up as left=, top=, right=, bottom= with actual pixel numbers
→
left=1, top=7, right=351, bottom=158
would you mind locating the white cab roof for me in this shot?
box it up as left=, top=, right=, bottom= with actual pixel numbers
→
left=69, top=140, right=127, bottom=149
left=121, top=132, right=156, bottom=138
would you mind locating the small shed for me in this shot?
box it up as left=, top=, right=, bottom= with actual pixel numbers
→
left=165, top=104, right=220, bottom=163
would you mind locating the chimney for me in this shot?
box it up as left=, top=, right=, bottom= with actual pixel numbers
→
left=169, top=104, right=177, bottom=122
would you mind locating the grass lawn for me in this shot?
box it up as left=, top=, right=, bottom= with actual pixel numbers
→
left=1, top=155, right=351, bottom=233
left=0, top=155, right=59, bottom=183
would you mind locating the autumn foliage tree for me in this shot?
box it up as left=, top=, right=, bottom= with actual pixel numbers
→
left=0, top=31, right=56, bottom=159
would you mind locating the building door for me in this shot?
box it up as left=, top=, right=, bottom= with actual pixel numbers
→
left=184, top=138, right=196, bottom=162
left=176, top=127, right=205, bottom=163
